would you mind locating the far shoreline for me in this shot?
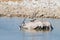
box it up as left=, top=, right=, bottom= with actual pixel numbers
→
left=0, top=14, right=60, bottom=19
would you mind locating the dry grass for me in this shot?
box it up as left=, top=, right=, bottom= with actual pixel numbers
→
left=0, top=0, right=23, bottom=2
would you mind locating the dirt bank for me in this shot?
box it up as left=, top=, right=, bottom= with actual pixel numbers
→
left=0, top=0, right=60, bottom=19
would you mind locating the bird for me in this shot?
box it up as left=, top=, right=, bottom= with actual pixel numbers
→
left=19, top=19, right=53, bottom=32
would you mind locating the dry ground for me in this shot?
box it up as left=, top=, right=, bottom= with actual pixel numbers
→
left=0, top=0, right=60, bottom=19
left=0, top=0, right=23, bottom=2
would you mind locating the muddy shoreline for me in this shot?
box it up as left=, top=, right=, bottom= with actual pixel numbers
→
left=0, top=13, right=60, bottom=19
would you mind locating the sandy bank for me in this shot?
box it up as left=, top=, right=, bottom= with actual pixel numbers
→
left=0, top=0, right=60, bottom=19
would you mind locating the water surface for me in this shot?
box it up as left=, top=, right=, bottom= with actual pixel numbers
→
left=0, top=17, right=60, bottom=40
